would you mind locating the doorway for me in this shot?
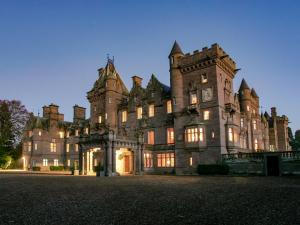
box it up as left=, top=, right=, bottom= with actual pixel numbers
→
left=115, top=148, right=133, bottom=175
left=266, top=156, right=280, bottom=176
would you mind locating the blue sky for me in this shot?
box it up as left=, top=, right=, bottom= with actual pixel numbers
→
left=0, top=0, right=299, bottom=132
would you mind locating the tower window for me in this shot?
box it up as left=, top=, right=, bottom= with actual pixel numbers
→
left=27, top=142, right=32, bottom=152
left=254, top=139, right=258, bottom=151
left=59, top=131, right=64, bottom=139
left=167, top=100, right=172, bottom=113
left=201, top=74, right=208, bottom=83
left=253, top=120, right=257, bottom=130
left=149, top=104, right=155, bottom=117
left=38, top=131, right=42, bottom=136
left=147, top=130, right=155, bottom=145
left=228, top=128, right=233, bottom=142
left=190, top=93, right=197, bottom=105
left=241, top=118, right=244, bottom=128
left=203, top=110, right=210, bottom=120
left=189, top=156, right=193, bottom=166
left=108, top=98, right=112, bottom=104
left=66, top=144, right=70, bottom=153
left=122, top=110, right=127, bottom=123
left=247, top=105, right=250, bottom=111
left=75, top=144, right=79, bottom=152
left=98, top=115, right=102, bottom=123
left=167, top=128, right=174, bottom=144
left=185, top=127, right=203, bottom=142
left=34, top=143, right=38, bottom=150
left=137, top=107, right=143, bottom=119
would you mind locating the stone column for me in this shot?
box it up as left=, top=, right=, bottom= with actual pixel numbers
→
left=89, top=150, right=93, bottom=172
left=87, top=151, right=90, bottom=174
left=107, top=142, right=113, bottom=176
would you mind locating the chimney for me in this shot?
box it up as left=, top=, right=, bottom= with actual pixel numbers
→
left=73, top=105, right=86, bottom=122
left=271, top=107, right=277, bottom=117
left=132, top=76, right=142, bottom=88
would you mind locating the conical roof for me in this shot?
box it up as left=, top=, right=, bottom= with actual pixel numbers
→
left=239, top=79, right=250, bottom=91
left=35, top=116, right=43, bottom=129
left=169, top=41, right=183, bottom=56
left=251, top=88, right=259, bottom=98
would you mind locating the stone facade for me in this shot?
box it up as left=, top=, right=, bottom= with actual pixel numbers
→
left=22, top=42, right=290, bottom=175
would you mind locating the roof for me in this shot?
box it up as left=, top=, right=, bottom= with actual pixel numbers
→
left=251, top=88, right=259, bottom=98
left=239, top=78, right=250, bottom=91
left=169, top=41, right=183, bottom=56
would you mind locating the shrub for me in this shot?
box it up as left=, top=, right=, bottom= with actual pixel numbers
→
left=32, top=166, right=41, bottom=171
left=50, top=166, right=64, bottom=171
left=197, top=164, right=229, bottom=175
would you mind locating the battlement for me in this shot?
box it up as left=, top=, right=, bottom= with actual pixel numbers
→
left=178, top=43, right=236, bottom=74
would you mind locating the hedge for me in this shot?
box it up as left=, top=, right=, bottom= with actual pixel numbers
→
left=197, top=164, right=229, bottom=175
left=32, top=166, right=41, bottom=171
left=50, top=166, right=65, bottom=171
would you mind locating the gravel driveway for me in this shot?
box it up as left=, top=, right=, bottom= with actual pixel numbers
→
left=0, top=174, right=299, bottom=225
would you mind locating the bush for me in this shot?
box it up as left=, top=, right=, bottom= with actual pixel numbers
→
left=50, top=166, right=64, bottom=171
left=197, top=164, right=229, bottom=175
left=32, top=166, right=41, bottom=171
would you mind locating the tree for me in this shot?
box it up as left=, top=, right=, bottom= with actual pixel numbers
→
left=294, top=130, right=300, bottom=151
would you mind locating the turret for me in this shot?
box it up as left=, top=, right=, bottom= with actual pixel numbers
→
left=169, top=41, right=184, bottom=113
left=238, top=79, right=251, bottom=113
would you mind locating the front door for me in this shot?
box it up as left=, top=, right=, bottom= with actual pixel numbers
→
left=266, top=156, right=280, bottom=176
left=124, top=155, right=130, bottom=173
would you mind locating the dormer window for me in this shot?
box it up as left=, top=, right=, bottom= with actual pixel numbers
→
left=148, top=104, right=155, bottom=117
left=190, top=93, right=197, bottom=105
left=201, top=74, right=208, bottom=83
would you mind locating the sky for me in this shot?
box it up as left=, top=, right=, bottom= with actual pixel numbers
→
left=0, top=0, right=299, bottom=132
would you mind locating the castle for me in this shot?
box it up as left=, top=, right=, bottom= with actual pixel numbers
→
left=22, top=42, right=290, bottom=175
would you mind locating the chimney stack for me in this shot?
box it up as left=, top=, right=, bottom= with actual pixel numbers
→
left=132, top=76, right=142, bottom=88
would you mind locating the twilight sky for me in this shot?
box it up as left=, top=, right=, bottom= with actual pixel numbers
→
left=0, top=0, right=299, bottom=132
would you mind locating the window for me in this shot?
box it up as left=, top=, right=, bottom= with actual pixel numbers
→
left=75, top=130, right=79, bottom=136
left=144, top=153, right=153, bottom=168
left=173, top=97, right=176, bottom=105
left=252, top=109, right=256, bottom=115
left=203, top=110, right=210, bottom=120
left=66, top=131, right=70, bottom=138
left=241, top=118, right=244, bottom=128
left=190, top=93, right=197, bottom=105
left=147, top=131, right=155, bottom=145
left=254, top=139, right=258, bottom=151
left=186, top=127, right=198, bottom=142
left=122, top=110, right=127, bottom=123
left=27, top=142, right=32, bottom=151
left=67, top=159, right=71, bottom=167
left=211, top=131, right=215, bottom=139
left=167, top=128, right=174, bottom=144
left=50, top=142, right=56, bottom=152
left=34, top=143, right=37, bottom=151
left=137, top=107, right=143, bottom=119
left=85, top=128, right=89, bottom=134
left=148, top=104, right=155, bottom=117
left=199, top=128, right=204, bottom=142
left=38, top=131, right=42, bottom=136
left=253, top=120, right=257, bottom=130
left=167, top=100, right=172, bottom=113
left=189, top=156, right=193, bottom=166
left=59, top=131, right=64, bottom=138
left=105, top=113, right=108, bottom=120
left=270, top=145, right=275, bottom=151
left=108, top=97, right=112, bottom=103
left=43, top=159, right=48, bottom=166
left=66, top=144, right=70, bottom=153
left=28, top=131, right=33, bottom=137
left=151, top=92, right=155, bottom=98
left=54, top=159, right=59, bottom=166
left=228, top=128, right=233, bottom=142
left=75, top=144, right=79, bottom=152
left=98, top=115, right=102, bottom=123
left=157, top=153, right=175, bottom=167
left=247, top=105, right=250, bottom=111
left=201, top=73, right=208, bottom=83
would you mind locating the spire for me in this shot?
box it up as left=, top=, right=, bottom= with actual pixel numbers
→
left=169, top=41, right=183, bottom=56
left=251, top=88, right=259, bottom=98
left=239, top=78, right=250, bottom=91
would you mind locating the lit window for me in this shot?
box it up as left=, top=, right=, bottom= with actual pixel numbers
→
left=157, top=153, right=175, bottom=167
left=253, top=120, right=257, bottom=130
left=254, top=139, right=258, bottom=151
left=252, top=109, right=255, bottom=114
left=241, top=118, right=244, bottom=128
left=211, top=131, right=215, bottom=139
left=190, top=93, right=197, bottom=105
left=148, top=104, right=155, bottom=117
left=199, top=128, right=204, bottom=142
left=34, top=143, right=37, bottom=150
left=144, top=153, right=153, bottom=168
left=67, top=159, right=71, bottom=167
left=167, top=100, right=172, bottom=113
left=105, top=113, right=108, bottom=119
left=28, top=131, right=33, bottom=137
left=66, top=131, right=70, bottom=138
left=59, top=131, right=64, bottom=138
left=75, top=130, right=79, bottom=136
left=189, top=156, right=193, bottom=166
left=54, top=159, right=59, bottom=166
left=38, top=131, right=42, bottom=136
left=28, top=142, right=32, bottom=152
left=228, top=128, right=233, bottom=142
left=50, top=142, right=57, bottom=152
left=147, top=131, right=155, bottom=145
left=167, top=128, right=174, bottom=144
left=43, top=159, right=48, bottom=166
left=204, top=110, right=210, bottom=120
left=247, top=105, right=250, bottom=111
left=137, top=107, right=143, bottom=119
left=186, top=127, right=198, bottom=142
left=85, top=128, right=89, bottom=134
left=66, top=144, right=70, bottom=153
left=75, top=144, right=79, bottom=152
left=201, top=74, right=208, bottom=83
left=122, top=110, right=127, bottom=123
left=98, top=115, right=102, bottom=123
